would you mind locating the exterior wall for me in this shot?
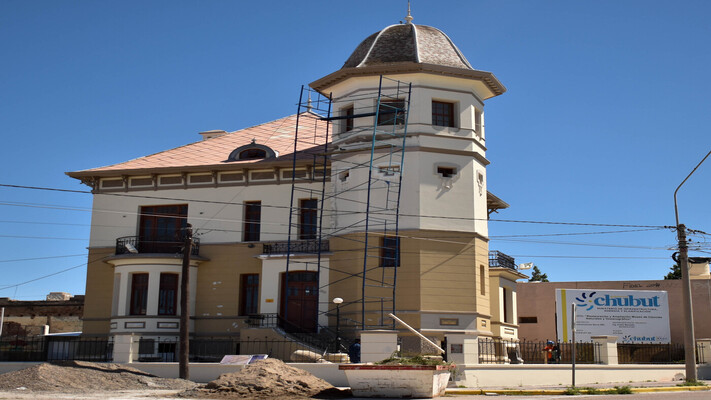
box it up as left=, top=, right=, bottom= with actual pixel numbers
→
left=328, top=72, right=490, bottom=238
left=82, top=247, right=115, bottom=335
left=517, top=279, right=711, bottom=343
left=489, top=268, right=526, bottom=340
left=88, top=182, right=324, bottom=248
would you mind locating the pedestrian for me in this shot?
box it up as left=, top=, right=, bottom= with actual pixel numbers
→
left=544, top=340, right=555, bottom=363
left=348, top=339, right=361, bottom=363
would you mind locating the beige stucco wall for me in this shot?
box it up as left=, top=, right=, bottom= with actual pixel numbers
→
left=516, top=279, right=711, bottom=343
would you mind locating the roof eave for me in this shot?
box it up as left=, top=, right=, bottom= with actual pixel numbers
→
left=310, top=63, right=506, bottom=99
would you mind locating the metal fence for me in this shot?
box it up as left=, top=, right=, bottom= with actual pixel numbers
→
left=478, top=339, right=601, bottom=364
left=617, top=342, right=706, bottom=364
left=136, top=337, right=321, bottom=363
left=0, top=336, right=113, bottom=362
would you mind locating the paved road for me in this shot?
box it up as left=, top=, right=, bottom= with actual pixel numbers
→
left=442, top=392, right=710, bottom=400
left=0, top=389, right=709, bottom=399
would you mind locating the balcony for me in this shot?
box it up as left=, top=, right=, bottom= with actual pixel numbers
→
left=115, top=236, right=200, bottom=256
left=489, top=250, right=516, bottom=270
left=262, top=240, right=329, bottom=255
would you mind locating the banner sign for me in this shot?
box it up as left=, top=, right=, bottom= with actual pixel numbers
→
left=555, top=289, right=670, bottom=343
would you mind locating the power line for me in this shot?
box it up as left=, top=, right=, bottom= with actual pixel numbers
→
left=0, top=254, right=86, bottom=263
left=0, top=183, right=673, bottom=228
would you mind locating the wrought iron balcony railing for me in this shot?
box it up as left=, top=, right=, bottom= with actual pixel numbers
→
left=489, top=250, right=516, bottom=270
left=115, top=236, right=200, bottom=256
left=262, top=240, right=329, bottom=255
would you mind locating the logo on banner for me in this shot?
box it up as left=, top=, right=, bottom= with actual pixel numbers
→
left=574, top=291, right=597, bottom=311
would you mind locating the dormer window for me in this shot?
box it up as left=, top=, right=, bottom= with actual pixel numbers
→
left=227, top=140, right=277, bottom=162
left=239, top=148, right=267, bottom=160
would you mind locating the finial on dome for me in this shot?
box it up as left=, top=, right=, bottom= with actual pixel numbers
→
left=405, top=1, right=413, bottom=24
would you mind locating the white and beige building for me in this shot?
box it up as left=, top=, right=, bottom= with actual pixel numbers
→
left=68, top=18, right=526, bottom=352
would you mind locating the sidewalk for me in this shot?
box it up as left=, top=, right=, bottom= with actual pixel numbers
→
left=446, top=380, right=711, bottom=396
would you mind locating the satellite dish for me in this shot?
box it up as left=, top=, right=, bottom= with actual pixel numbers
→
left=125, top=243, right=138, bottom=254
left=518, top=262, right=533, bottom=270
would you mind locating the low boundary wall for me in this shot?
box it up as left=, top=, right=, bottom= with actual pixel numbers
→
left=0, top=362, right=707, bottom=387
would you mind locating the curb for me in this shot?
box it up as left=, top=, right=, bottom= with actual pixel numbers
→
left=446, top=386, right=711, bottom=396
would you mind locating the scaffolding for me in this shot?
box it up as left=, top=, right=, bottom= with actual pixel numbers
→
left=285, top=76, right=412, bottom=333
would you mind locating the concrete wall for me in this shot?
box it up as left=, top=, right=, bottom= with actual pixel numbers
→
left=516, top=280, right=711, bottom=343
left=0, top=362, right=708, bottom=387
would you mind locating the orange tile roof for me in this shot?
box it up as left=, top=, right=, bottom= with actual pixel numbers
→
left=69, top=112, right=330, bottom=176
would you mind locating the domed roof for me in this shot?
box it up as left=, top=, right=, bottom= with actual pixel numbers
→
left=342, top=23, right=473, bottom=70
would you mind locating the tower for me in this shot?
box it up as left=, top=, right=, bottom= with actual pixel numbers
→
left=311, top=18, right=507, bottom=343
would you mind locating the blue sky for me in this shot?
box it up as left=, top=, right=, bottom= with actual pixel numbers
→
left=1, top=0, right=709, bottom=299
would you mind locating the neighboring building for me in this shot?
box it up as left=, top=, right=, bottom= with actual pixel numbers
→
left=516, top=258, right=711, bottom=343
left=0, top=294, right=84, bottom=337
left=67, top=15, right=522, bottom=352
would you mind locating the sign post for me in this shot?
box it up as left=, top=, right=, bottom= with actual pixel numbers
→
left=571, top=303, right=576, bottom=388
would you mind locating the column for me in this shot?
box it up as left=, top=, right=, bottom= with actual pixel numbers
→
left=360, top=330, right=398, bottom=363
left=113, top=334, right=135, bottom=363
left=445, top=333, right=479, bottom=365
left=591, top=335, right=618, bottom=365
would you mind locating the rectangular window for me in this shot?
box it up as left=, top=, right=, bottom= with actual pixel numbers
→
left=139, top=204, right=188, bottom=254
left=130, top=273, right=149, bottom=315
left=239, top=274, right=260, bottom=316
left=158, top=273, right=178, bottom=315
left=377, top=100, right=406, bottom=126
left=480, top=265, right=486, bottom=295
left=475, top=109, right=482, bottom=134
left=343, top=105, right=354, bottom=132
left=432, top=101, right=455, bottom=127
left=299, top=199, right=318, bottom=240
left=519, top=316, right=538, bottom=324
left=380, top=236, right=400, bottom=267
left=243, top=201, right=261, bottom=242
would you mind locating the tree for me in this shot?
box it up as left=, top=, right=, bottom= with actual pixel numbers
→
left=664, top=264, right=681, bottom=280
left=528, top=265, right=549, bottom=282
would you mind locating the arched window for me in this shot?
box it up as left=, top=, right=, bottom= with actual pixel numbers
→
left=227, top=140, right=277, bottom=162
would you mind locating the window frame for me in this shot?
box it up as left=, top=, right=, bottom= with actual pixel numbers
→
left=380, top=235, right=400, bottom=267
left=377, top=99, right=406, bottom=126
left=239, top=274, right=260, bottom=316
left=243, top=201, right=262, bottom=242
left=158, top=273, right=179, bottom=316
left=431, top=100, right=455, bottom=128
left=130, top=273, right=149, bottom=316
left=343, top=105, right=354, bottom=132
left=299, top=199, right=318, bottom=240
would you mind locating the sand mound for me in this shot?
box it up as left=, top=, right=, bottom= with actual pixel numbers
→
left=187, top=358, right=348, bottom=399
left=0, top=361, right=196, bottom=392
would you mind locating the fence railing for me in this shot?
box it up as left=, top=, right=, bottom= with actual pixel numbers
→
left=617, top=342, right=706, bottom=364
left=136, top=337, right=325, bottom=363
left=478, top=339, right=601, bottom=364
left=0, top=336, right=113, bottom=362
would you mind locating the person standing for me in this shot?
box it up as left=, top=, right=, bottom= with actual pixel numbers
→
left=348, top=339, right=361, bottom=363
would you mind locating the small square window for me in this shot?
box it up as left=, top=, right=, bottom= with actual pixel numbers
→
left=377, top=100, right=406, bottom=126
left=432, top=101, right=455, bottom=127
left=437, top=166, right=456, bottom=178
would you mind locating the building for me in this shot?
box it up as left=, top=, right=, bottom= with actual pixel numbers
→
left=67, top=14, right=524, bottom=354
left=0, top=294, right=84, bottom=337
left=516, top=258, right=711, bottom=343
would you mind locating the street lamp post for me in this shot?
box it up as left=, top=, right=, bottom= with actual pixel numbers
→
left=333, top=297, right=343, bottom=353
left=674, top=149, right=711, bottom=383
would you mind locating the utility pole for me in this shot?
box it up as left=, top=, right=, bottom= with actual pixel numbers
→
left=674, top=149, right=710, bottom=383
left=179, top=224, right=193, bottom=380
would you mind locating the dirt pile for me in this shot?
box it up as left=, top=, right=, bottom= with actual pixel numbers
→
left=186, top=358, right=348, bottom=399
left=0, top=361, right=196, bottom=392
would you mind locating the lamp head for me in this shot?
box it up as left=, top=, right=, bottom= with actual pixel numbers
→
left=332, top=297, right=343, bottom=304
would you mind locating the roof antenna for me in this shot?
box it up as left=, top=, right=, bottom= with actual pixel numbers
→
left=405, top=0, right=413, bottom=24
left=306, top=93, right=313, bottom=112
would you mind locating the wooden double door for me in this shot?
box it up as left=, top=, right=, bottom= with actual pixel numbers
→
left=279, top=271, right=318, bottom=333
